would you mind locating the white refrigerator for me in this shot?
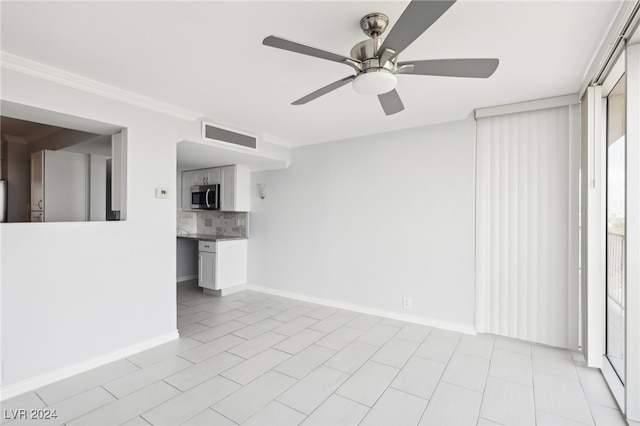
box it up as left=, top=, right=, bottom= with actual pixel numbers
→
left=31, top=150, right=89, bottom=222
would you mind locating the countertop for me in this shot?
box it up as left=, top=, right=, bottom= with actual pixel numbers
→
left=177, top=233, right=247, bottom=242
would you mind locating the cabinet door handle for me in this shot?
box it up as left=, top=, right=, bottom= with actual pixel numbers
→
left=38, top=200, right=43, bottom=209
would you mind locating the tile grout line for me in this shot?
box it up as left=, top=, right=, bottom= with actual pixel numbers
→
left=385, top=327, right=441, bottom=403
left=473, top=337, right=497, bottom=425
left=278, top=319, right=400, bottom=424
left=217, top=360, right=300, bottom=424
left=416, top=332, right=463, bottom=424
left=99, top=384, right=119, bottom=400
left=531, top=341, right=538, bottom=426
left=570, top=349, right=601, bottom=425
left=33, top=391, right=48, bottom=408
left=207, top=407, right=238, bottom=425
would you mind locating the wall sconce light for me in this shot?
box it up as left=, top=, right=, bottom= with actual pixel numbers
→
left=257, top=183, right=268, bottom=199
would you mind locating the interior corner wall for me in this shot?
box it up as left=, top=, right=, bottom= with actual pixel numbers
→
left=0, top=69, right=180, bottom=389
left=248, top=119, right=476, bottom=328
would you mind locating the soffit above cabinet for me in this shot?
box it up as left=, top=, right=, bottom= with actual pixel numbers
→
left=177, top=140, right=288, bottom=172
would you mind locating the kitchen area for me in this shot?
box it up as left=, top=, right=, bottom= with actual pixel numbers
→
left=177, top=121, right=289, bottom=296
left=176, top=163, right=250, bottom=295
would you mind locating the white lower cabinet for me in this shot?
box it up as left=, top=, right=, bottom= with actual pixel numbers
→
left=198, top=241, right=216, bottom=290
left=198, top=239, right=247, bottom=291
left=217, top=239, right=248, bottom=287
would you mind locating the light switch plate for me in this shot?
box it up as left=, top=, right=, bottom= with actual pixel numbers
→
left=155, top=188, right=169, bottom=199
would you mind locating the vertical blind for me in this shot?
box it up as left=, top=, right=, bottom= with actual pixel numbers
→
left=475, top=105, right=580, bottom=349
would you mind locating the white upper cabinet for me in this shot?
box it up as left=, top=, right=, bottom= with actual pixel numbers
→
left=194, top=168, right=221, bottom=186
left=220, top=165, right=250, bottom=212
left=181, top=165, right=249, bottom=212
left=208, top=168, right=221, bottom=185
left=194, top=169, right=209, bottom=186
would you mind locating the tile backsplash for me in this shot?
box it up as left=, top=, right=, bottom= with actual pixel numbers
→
left=177, top=210, right=249, bottom=237
left=177, top=210, right=197, bottom=234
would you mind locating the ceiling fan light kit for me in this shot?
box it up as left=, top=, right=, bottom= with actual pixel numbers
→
left=352, top=69, right=398, bottom=95
left=263, top=0, right=499, bottom=115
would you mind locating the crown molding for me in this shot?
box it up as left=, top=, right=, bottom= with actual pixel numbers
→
left=1, top=52, right=202, bottom=122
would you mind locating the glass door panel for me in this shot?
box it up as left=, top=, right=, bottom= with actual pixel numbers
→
left=606, top=74, right=626, bottom=383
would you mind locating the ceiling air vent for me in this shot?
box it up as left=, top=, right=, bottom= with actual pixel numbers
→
left=202, top=121, right=257, bottom=150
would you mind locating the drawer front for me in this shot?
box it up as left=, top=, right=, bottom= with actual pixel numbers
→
left=199, top=240, right=216, bottom=253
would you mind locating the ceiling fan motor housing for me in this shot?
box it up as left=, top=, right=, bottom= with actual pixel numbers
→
left=350, top=38, right=397, bottom=73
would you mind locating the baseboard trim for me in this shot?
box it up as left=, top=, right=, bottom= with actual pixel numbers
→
left=245, top=285, right=476, bottom=335
left=177, top=274, right=197, bottom=283
left=203, top=284, right=250, bottom=297
left=0, top=330, right=179, bottom=401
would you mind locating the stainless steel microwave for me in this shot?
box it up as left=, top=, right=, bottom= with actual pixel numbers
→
left=191, top=184, right=220, bottom=210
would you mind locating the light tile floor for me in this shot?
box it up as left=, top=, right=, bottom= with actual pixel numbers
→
left=1, top=281, right=627, bottom=426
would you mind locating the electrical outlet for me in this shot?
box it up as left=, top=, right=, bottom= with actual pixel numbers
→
left=402, top=297, right=412, bottom=310
left=204, top=218, right=213, bottom=227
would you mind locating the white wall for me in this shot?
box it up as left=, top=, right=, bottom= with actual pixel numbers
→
left=249, top=119, right=476, bottom=329
left=0, top=69, right=181, bottom=388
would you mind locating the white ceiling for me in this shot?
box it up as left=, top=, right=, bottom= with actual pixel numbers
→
left=0, top=1, right=624, bottom=148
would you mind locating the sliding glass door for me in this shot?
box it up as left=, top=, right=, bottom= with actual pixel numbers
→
left=606, top=73, right=626, bottom=384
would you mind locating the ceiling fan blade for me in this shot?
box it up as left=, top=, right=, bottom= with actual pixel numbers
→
left=398, top=58, right=499, bottom=78
left=378, top=1, right=456, bottom=59
left=292, top=75, right=356, bottom=105
left=378, top=89, right=405, bottom=115
left=264, top=36, right=360, bottom=70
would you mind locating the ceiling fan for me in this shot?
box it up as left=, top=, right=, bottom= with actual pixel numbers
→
left=263, top=0, right=499, bottom=116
